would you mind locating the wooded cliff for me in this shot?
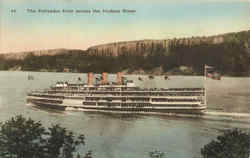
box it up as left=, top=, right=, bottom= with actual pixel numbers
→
left=0, top=30, right=249, bottom=76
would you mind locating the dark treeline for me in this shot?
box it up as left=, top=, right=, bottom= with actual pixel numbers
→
left=166, top=31, right=250, bottom=76
left=0, top=30, right=249, bottom=76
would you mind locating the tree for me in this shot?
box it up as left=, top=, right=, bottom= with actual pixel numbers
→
left=0, top=115, right=86, bottom=158
left=201, top=128, right=250, bottom=158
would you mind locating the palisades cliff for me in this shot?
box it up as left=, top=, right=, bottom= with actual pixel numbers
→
left=0, top=30, right=250, bottom=76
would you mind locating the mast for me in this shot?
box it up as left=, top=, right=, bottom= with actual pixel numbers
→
left=204, top=64, right=207, bottom=106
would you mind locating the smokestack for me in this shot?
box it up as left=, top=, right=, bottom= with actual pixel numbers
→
left=117, top=72, right=122, bottom=85
left=88, top=73, right=93, bottom=85
left=102, top=72, right=108, bottom=85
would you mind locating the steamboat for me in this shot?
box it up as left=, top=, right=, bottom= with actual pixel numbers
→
left=27, top=72, right=207, bottom=115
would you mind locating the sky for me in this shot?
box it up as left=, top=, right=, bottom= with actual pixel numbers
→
left=0, top=0, right=249, bottom=53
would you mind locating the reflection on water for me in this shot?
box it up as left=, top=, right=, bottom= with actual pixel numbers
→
left=0, top=71, right=250, bottom=158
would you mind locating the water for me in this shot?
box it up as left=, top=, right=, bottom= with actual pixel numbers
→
left=0, top=71, right=250, bottom=158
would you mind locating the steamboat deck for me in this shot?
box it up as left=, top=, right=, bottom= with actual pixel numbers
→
left=27, top=72, right=207, bottom=115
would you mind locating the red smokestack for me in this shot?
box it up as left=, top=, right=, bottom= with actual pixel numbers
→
left=88, top=73, right=93, bottom=85
left=117, top=72, right=122, bottom=85
left=102, top=72, right=108, bottom=84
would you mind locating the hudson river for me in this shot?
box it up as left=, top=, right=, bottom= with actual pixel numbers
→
left=0, top=71, right=250, bottom=158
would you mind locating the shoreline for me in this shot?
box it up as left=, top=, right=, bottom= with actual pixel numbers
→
left=1, top=70, right=250, bottom=77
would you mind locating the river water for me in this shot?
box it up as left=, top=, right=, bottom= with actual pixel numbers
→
left=0, top=71, right=250, bottom=158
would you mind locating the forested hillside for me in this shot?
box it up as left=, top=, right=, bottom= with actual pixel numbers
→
left=0, top=30, right=249, bottom=76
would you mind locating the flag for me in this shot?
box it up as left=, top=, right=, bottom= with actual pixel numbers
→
left=205, top=65, right=221, bottom=80
left=205, top=65, right=213, bottom=69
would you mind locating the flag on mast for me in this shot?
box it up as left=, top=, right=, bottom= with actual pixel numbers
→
left=205, top=65, right=213, bottom=69
left=205, top=65, right=221, bottom=80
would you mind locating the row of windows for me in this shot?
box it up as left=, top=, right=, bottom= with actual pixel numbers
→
left=52, top=86, right=204, bottom=91
left=85, top=98, right=200, bottom=102
left=151, top=99, right=199, bottom=102
left=49, top=88, right=204, bottom=93
left=29, top=94, right=64, bottom=99
left=82, top=102, right=199, bottom=107
left=84, top=107, right=202, bottom=113
left=31, top=99, right=63, bottom=104
left=46, top=91, right=204, bottom=98
left=85, top=98, right=149, bottom=102
left=85, top=93, right=204, bottom=97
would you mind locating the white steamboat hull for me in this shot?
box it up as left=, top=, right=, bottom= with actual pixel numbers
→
left=27, top=97, right=206, bottom=115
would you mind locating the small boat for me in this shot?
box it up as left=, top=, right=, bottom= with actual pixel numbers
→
left=85, top=150, right=93, bottom=158
left=148, top=75, right=154, bottom=79
left=138, top=77, right=143, bottom=81
left=28, top=75, right=34, bottom=80
left=164, top=75, right=169, bottom=80
left=149, top=150, right=165, bottom=158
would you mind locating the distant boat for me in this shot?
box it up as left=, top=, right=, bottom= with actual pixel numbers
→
left=28, top=75, right=34, bottom=80
left=149, top=150, right=165, bottom=158
left=164, top=75, right=169, bottom=80
left=138, top=77, right=143, bottom=81
left=148, top=75, right=154, bottom=79
left=85, top=150, right=93, bottom=158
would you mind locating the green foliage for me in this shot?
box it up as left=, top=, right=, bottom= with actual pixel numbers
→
left=0, top=115, right=86, bottom=158
left=1, top=30, right=250, bottom=76
left=201, top=128, right=250, bottom=158
left=0, top=57, right=22, bottom=70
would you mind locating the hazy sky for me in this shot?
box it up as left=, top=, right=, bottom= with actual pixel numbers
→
left=0, top=0, right=249, bottom=53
